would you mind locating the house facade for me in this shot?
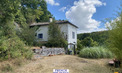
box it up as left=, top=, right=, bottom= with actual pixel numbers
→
left=30, top=20, right=78, bottom=50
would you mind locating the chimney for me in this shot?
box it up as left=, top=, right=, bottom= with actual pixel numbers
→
left=49, top=17, right=53, bottom=22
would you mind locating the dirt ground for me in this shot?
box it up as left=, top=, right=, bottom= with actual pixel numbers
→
left=7, top=55, right=113, bottom=73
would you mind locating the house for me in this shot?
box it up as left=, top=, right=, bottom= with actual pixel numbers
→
left=30, top=18, right=78, bottom=52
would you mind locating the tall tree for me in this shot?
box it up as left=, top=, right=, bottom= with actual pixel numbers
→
left=16, top=0, right=43, bottom=25
left=14, top=0, right=44, bottom=46
left=108, top=11, right=122, bottom=63
left=36, top=0, right=52, bottom=22
left=0, top=0, right=44, bottom=60
left=0, top=0, right=21, bottom=37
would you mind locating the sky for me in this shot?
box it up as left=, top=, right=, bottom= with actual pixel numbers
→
left=45, top=0, right=121, bottom=33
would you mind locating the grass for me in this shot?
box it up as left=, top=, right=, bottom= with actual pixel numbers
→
left=1, top=63, right=13, bottom=72
left=0, top=57, right=30, bottom=73
left=79, top=46, right=114, bottom=59
left=0, top=55, right=121, bottom=73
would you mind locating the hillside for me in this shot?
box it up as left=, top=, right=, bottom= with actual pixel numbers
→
left=77, top=31, right=109, bottom=45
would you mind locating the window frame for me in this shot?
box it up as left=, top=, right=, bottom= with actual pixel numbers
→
left=72, top=32, right=75, bottom=39
left=38, top=33, right=43, bottom=39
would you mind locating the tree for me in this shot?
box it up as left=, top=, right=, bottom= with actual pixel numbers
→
left=17, top=26, right=37, bottom=46
left=36, top=0, right=52, bottom=22
left=77, top=31, right=109, bottom=46
left=76, top=39, right=83, bottom=54
left=0, top=0, right=20, bottom=37
left=46, top=21, right=68, bottom=48
left=14, top=0, right=51, bottom=46
left=0, top=0, right=40, bottom=60
left=108, top=10, right=122, bottom=63
left=81, top=37, right=98, bottom=47
left=16, top=0, right=43, bottom=25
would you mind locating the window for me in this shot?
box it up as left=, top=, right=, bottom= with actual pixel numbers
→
left=72, top=32, right=75, bottom=39
left=38, top=34, right=43, bottom=39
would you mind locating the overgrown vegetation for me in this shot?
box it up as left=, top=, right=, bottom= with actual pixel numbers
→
left=76, top=39, right=83, bottom=54
left=107, top=10, right=122, bottom=64
left=0, top=37, right=33, bottom=61
left=0, top=0, right=52, bottom=61
left=17, top=26, right=37, bottom=46
left=79, top=46, right=113, bottom=59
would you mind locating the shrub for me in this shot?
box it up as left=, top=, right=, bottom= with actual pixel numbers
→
left=17, top=26, right=37, bottom=46
left=0, top=36, right=33, bottom=61
left=23, top=48, right=33, bottom=60
left=76, top=39, right=83, bottom=54
left=79, top=46, right=113, bottom=59
left=81, top=37, right=98, bottom=47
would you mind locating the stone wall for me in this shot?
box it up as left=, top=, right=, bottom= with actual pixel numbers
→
left=33, top=47, right=65, bottom=56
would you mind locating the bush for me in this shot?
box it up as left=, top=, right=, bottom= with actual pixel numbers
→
left=79, top=46, right=113, bottom=59
left=23, top=48, right=33, bottom=60
left=0, top=36, right=33, bottom=61
left=76, top=39, right=83, bottom=54
left=17, top=25, right=37, bottom=46
left=81, top=37, right=98, bottom=47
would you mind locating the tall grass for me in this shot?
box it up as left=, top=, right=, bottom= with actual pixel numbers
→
left=79, top=46, right=113, bottom=59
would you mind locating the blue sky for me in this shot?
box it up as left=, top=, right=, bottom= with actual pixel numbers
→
left=45, top=0, right=121, bottom=33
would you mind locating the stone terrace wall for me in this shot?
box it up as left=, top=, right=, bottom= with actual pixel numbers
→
left=34, top=47, right=65, bottom=56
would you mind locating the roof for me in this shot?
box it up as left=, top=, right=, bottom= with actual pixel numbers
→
left=30, top=21, right=78, bottom=28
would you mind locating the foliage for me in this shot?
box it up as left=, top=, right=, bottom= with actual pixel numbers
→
left=0, top=37, right=33, bottom=60
left=78, top=31, right=109, bottom=45
left=19, top=0, right=43, bottom=24
left=76, top=39, right=83, bottom=54
left=108, top=11, right=122, bottom=61
left=15, top=0, right=52, bottom=46
left=0, top=0, right=52, bottom=61
left=46, top=21, right=68, bottom=48
left=79, top=46, right=113, bottom=59
left=0, top=0, right=35, bottom=60
left=17, top=25, right=37, bottom=46
left=36, top=0, right=52, bottom=22
left=81, top=37, right=98, bottom=47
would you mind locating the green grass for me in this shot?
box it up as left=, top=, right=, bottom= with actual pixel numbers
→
left=79, top=46, right=113, bottom=59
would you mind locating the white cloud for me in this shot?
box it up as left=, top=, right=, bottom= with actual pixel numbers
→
left=45, top=0, right=60, bottom=6
left=65, top=0, right=106, bottom=33
left=59, top=7, right=67, bottom=12
left=105, top=17, right=120, bottom=30
left=103, top=3, right=106, bottom=6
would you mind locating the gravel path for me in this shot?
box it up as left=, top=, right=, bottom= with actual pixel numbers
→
left=14, top=55, right=112, bottom=73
